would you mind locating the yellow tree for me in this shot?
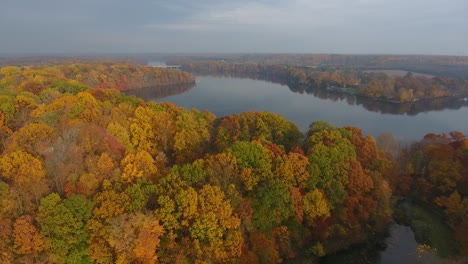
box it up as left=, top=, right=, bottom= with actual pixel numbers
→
left=130, top=106, right=157, bottom=153
left=76, top=92, right=103, bottom=124
left=0, top=111, right=12, bottom=152
left=274, top=151, right=310, bottom=188
left=13, top=94, right=39, bottom=129
left=0, top=95, right=15, bottom=127
left=96, top=152, right=117, bottom=178
left=0, top=66, right=22, bottom=88
left=87, top=181, right=131, bottom=264
left=189, top=185, right=243, bottom=262
left=0, top=150, right=49, bottom=212
left=205, top=152, right=238, bottom=192
left=153, top=111, right=176, bottom=153
left=7, top=123, right=56, bottom=155
left=107, top=122, right=132, bottom=150
left=303, top=190, right=331, bottom=224
left=76, top=152, right=117, bottom=197
left=120, top=151, right=158, bottom=183
left=173, top=110, right=212, bottom=164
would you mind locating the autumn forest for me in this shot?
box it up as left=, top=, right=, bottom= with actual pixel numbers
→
left=0, top=62, right=467, bottom=263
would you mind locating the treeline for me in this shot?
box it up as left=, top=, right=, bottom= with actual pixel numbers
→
left=0, top=62, right=195, bottom=94
left=181, top=61, right=468, bottom=102
left=396, top=132, right=468, bottom=255
left=168, top=54, right=468, bottom=78
left=358, top=72, right=468, bottom=102
left=0, top=62, right=397, bottom=263
left=303, top=88, right=468, bottom=116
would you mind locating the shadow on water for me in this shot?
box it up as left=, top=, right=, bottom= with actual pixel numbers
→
left=123, top=82, right=195, bottom=100
left=298, top=87, right=468, bottom=116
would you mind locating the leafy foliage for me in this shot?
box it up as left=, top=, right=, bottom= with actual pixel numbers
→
left=1, top=60, right=462, bottom=262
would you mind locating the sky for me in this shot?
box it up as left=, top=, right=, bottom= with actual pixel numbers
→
left=1, top=0, right=467, bottom=55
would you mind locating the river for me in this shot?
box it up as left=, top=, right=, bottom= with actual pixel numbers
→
left=127, top=75, right=468, bottom=141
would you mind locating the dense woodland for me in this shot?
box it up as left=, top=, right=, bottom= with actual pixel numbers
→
left=0, top=62, right=466, bottom=263
left=0, top=62, right=195, bottom=93
left=181, top=61, right=468, bottom=103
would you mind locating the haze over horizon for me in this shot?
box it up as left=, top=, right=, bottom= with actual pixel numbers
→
left=1, top=0, right=467, bottom=56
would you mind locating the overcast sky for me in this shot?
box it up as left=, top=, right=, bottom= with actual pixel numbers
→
left=1, top=0, right=467, bottom=55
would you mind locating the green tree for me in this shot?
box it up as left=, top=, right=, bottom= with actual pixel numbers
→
left=38, top=194, right=94, bottom=263
left=252, top=179, right=294, bottom=232
left=228, top=141, right=273, bottom=191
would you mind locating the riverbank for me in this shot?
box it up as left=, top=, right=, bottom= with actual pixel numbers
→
left=317, top=198, right=462, bottom=264
left=324, top=84, right=468, bottom=105
left=179, top=61, right=468, bottom=105
left=319, top=233, right=388, bottom=264
left=393, top=199, right=459, bottom=257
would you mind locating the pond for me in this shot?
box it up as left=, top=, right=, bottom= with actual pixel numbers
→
left=379, top=224, right=422, bottom=264
left=321, top=198, right=457, bottom=264
left=321, top=223, right=444, bottom=264
left=126, top=75, right=468, bottom=141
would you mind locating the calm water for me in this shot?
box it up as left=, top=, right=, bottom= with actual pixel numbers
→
left=379, top=224, right=425, bottom=264
left=131, top=76, right=468, bottom=140
left=321, top=224, right=441, bottom=264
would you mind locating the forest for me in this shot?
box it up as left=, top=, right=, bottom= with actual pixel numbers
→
left=0, top=62, right=466, bottom=263
left=180, top=61, right=468, bottom=103
left=0, top=62, right=195, bottom=93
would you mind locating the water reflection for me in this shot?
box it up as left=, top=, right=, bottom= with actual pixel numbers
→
left=124, top=82, right=195, bottom=100
left=191, top=73, right=468, bottom=115
left=126, top=76, right=468, bottom=140
left=125, top=71, right=468, bottom=116
left=295, top=86, right=468, bottom=116
left=379, top=224, right=420, bottom=264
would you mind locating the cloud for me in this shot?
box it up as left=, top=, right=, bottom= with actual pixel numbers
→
left=0, top=0, right=467, bottom=54
left=143, top=23, right=214, bottom=31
